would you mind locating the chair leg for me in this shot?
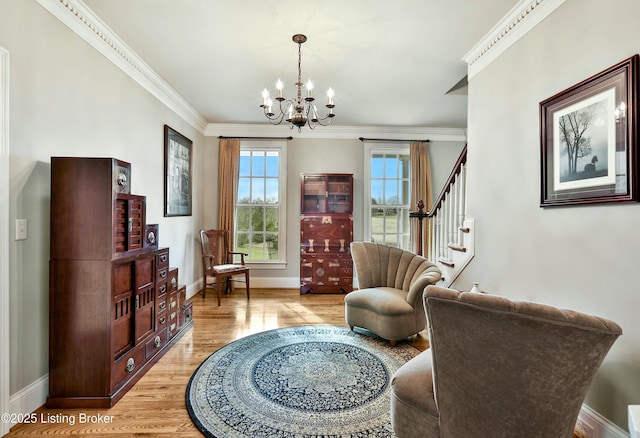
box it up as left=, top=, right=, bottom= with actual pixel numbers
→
left=202, top=275, right=207, bottom=299
left=217, top=277, right=223, bottom=306
left=245, top=272, right=250, bottom=301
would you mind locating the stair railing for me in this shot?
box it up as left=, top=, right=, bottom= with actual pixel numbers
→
left=425, top=144, right=468, bottom=267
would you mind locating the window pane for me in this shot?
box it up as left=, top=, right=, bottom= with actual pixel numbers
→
left=266, top=152, right=279, bottom=177
left=236, top=206, right=250, bottom=232
left=385, top=180, right=398, bottom=204
left=371, top=180, right=383, bottom=204
left=265, top=178, right=279, bottom=203
left=251, top=178, right=265, bottom=203
left=251, top=233, right=265, bottom=259
left=238, top=177, right=250, bottom=203
left=236, top=232, right=250, bottom=254
left=384, top=156, right=398, bottom=178
left=265, top=233, right=278, bottom=260
left=252, top=151, right=265, bottom=176
left=384, top=208, right=398, bottom=234
left=265, top=207, right=279, bottom=231
left=371, top=154, right=384, bottom=178
left=239, top=152, right=251, bottom=176
left=251, top=206, right=264, bottom=231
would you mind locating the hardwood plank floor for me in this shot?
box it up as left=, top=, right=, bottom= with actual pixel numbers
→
left=6, top=289, right=429, bottom=437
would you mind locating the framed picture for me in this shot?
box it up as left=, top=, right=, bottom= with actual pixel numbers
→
left=164, top=125, right=192, bottom=216
left=540, top=55, right=639, bottom=207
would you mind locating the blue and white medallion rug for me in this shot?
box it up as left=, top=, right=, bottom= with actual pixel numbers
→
left=186, top=325, right=420, bottom=437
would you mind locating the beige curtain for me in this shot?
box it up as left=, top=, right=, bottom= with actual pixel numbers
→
left=218, top=138, right=241, bottom=251
left=410, top=141, right=433, bottom=256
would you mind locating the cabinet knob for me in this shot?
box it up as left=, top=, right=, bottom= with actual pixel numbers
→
left=154, top=336, right=161, bottom=348
left=171, top=277, right=177, bottom=287
left=126, top=357, right=135, bottom=373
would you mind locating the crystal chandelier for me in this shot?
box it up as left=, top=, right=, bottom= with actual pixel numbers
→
left=260, top=34, right=335, bottom=131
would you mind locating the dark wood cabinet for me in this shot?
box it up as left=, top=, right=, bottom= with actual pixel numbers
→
left=48, top=157, right=193, bottom=408
left=300, top=173, right=353, bottom=294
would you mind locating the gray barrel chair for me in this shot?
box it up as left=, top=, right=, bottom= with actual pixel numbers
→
left=345, top=242, right=442, bottom=345
left=391, top=285, right=622, bottom=438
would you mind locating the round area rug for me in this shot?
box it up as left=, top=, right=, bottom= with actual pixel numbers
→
left=186, top=325, right=420, bottom=437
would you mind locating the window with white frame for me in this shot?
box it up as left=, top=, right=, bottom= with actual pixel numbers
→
left=364, top=142, right=411, bottom=249
left=235, top=140, right=287, bottom=265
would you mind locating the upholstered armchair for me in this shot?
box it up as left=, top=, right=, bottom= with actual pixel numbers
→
left=344, top=242, right=442, bottom=346
left=390, top=285, right=622, bottom=438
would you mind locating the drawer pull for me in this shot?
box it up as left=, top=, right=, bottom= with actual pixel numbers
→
left=170, top=312, right=176, bottom=321
left=160, top=270, right=167, bottom=278
left=154, top=336, right=161, bottom=348
left=159, top=285, right=166, bottom=293
left=159, top=316, right=166, bottom=324
left=126, top=357, right=135, bottom=373
left=171, top=277, right=177, bottom=288
left=159, top=301, right=166, bottom=310
left=170, top=300, right=177, bottom=309
left=160, top=254, right=167, bottom=262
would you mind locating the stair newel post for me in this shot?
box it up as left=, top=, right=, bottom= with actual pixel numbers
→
left=409, top=200, right=429, bottom=256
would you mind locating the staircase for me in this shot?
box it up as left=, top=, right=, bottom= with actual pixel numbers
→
left=424, top=145, right=474, bottom=287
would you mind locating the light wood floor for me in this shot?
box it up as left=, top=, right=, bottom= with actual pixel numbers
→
left=6, top=289, right=429, bottom=437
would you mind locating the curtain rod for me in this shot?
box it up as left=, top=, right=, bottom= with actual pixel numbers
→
left=218, top=136, right=293, bottom=140
left=358, top=137, right=430, bottom=143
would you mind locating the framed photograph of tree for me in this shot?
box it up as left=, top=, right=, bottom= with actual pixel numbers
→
left=540, top=55, right=639, bottom=207
left=164, top=125, right=192, bottom=216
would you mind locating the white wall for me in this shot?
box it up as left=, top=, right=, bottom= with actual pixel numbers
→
left=2, top=0, right=204, bottom=395
left=460, top=0, right=640, bottom=428
left=200, top=137, right=465, bottom=285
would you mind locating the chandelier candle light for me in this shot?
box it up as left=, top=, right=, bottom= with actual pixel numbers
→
left=260, top=34, right=335, bottom=131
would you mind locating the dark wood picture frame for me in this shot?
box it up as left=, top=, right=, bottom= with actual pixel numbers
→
left=540, top=55, right=639, bottom=207
left=164, top=125, right=192, bottom=217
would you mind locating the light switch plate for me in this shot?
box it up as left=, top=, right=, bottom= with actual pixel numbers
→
left=15, top=219, right=27, bottom=240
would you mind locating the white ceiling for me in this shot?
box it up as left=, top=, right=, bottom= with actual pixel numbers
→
left=83, top=0, right=519, bottom=129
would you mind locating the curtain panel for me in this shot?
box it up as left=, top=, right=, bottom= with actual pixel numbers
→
left=218, top=138, right=241, bottom=251
left=410, top=141, right=432, bottom=256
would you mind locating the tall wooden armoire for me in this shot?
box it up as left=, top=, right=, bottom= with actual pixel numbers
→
left=47, top=157, right=193, bottom=408
left=299, top=173, right=354, bottom=293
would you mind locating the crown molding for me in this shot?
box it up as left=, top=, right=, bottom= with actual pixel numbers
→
left=464, top=0, right=566, bottom=79
left=36, top=0, right=469, bottom=140
left=205, top=123, right=467, bottom=142
left=35, top=0, right=208, bottom=133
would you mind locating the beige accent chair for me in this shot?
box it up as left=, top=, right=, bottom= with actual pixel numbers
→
left=390, top=285, right=622, bottom=438
left=344, top=242, right=442, bottom=346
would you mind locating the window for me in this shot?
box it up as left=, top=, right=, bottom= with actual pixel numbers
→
left=364, top=142, right=411, bottom=249
left=235, top=140, right=287, bottom=266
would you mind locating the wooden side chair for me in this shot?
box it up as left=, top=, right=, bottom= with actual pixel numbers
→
left=199, top=229, right=250, bottom=306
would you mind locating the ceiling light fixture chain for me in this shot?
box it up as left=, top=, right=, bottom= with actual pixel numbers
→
left=260, top=34, right=335, bottom=132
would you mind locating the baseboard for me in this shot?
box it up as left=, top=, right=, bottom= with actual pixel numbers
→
left=8, top=374, right=48, bottom=427
left=578, top=404, right=630, bottom=438
left=250, top=277, right=300, bottom=289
